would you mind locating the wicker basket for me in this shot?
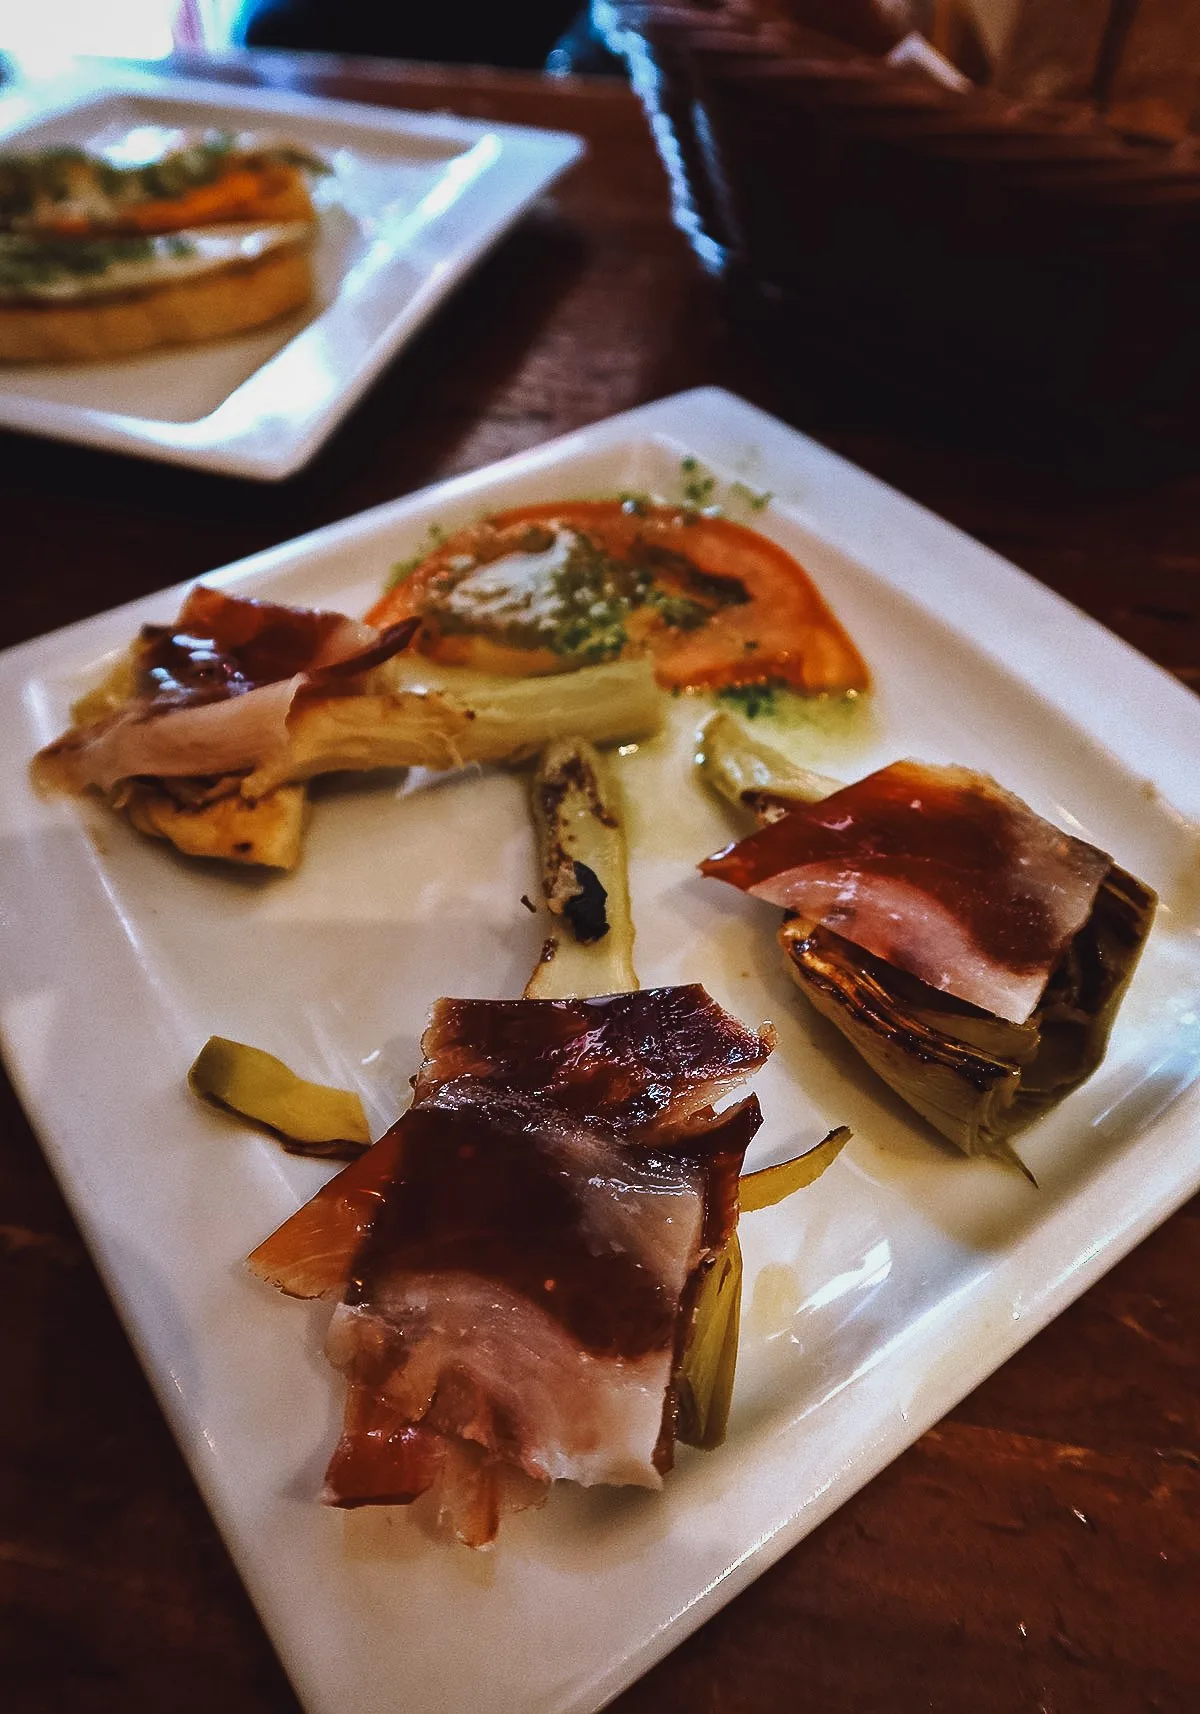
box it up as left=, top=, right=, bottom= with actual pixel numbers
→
left=596, top=0, right=1200, bottom=436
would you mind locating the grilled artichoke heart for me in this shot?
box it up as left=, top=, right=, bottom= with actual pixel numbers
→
left=780, top=862, right=1155, bottom=1166
left=697, top=715, right=1157, bottom=1171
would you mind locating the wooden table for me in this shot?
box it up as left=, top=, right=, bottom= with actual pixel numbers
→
left=2, top=50, right=1198, bottom=1714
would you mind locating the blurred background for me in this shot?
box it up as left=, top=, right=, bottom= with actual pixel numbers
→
left=0, top=0, right=241, bottom=74
left=0, top=0, right=607, bottom=76
left=4, top=0, right=1200, bottom=442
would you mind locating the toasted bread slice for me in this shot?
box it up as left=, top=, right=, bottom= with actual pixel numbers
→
left=0, top=242, right=312, bottom=364
left=122, top=781, right=309, bottom=870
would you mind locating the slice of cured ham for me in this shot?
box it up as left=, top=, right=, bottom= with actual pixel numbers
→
left=248, top=1124, right=405, bottom=1302
left=322, top=1091, right=760, bottom=1529
left=701, top=761, right=1113, bottom=1024
left=248, top=986, right=769, bottom=1543
left=37, top=585, right=417, bottom=793
left=137, top=584, right=411, bottom=696
left=413, top=985, right=775, bottom=1134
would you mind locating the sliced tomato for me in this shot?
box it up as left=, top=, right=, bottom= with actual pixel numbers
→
left=365, top=500, right=868, bottom=695
left=36, top=164, right=312, bottom=238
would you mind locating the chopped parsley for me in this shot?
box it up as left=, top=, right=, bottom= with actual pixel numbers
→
left=0, top=232, right=178, bottom=293
left=717, top=681, right=782, bottom=719
left=730, top=480, right=773, bottom=512
left=675, top=459, right=772, bottom=517
left=0, top=132, right=325, bottom=226
left=132, top=132, right=237, bottom=202
left=645, top=586, right=709, bottom=631
left=680, top=455, right=717, bottom=510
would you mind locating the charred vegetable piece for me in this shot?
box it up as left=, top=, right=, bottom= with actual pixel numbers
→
left=189, top=1037, right=371, bottom=1159
left=121, top=779, right=308, bottom=871
left=366, top=500, right=869, bottom=695
left=525, top=736, right=637, bottom=999
left=776, top=923, right=1031, bottom=1173
left=697, top=725, right=1157, bottom=1169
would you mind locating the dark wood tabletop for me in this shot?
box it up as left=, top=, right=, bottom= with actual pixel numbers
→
left=2, top=48, right=1198, bottom=1714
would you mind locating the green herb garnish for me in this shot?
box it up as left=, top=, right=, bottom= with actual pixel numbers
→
left=645, top=586, right=709, bottom=631
left=730, top=480, right=773, bottom=512
left=717, top=681, right=782, bottom=719
left=0, top=232, right=173, bottom=293
left=0, top=131, right=325, bottom=230
left=386, top=523, right=446, bottom=589
left=680, top=455, right=717, bottom=510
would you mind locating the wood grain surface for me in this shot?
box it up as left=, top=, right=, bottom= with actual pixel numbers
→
left=1, top=50, right=1198, bottom=1714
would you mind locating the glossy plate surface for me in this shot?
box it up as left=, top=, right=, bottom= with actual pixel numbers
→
left=0, top=68, right=582, bottom=477
left=2, top=389, right=1199, bottom=1714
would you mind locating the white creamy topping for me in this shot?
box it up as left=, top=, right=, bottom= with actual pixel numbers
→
left=438, top=531, right=579, bottom=633
left=97, top=126, right=225, bottom=169
left=0, top=221, right=310, bottom=302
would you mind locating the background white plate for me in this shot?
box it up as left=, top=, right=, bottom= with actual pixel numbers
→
left=2, top=388, right=1199, bottom=1714
left=0, top=68, right=582, bottom=477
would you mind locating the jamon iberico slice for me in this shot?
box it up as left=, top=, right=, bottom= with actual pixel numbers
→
left=702, top=759, right=1113, bottom=1025
left=414, top=985, right=775, bottom=1135
left=248, top=987, right=772, bottom=1544
left=36, top=586, right=417, bottom=794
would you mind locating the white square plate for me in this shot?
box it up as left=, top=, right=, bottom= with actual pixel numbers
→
left=3, top=388, right=1200, bottom=1714
left=0, top=68, right=582, bottom=478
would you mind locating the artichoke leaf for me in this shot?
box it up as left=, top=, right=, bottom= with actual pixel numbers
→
left=674, top=1127, right=852, bottom=1451
left=675, top=1232, right=742, bottom=1451
left=780, top=921, right=1028, bottom=1158
left=696, top=710, right=841, bottom=822
left=243, top=655, right=661, bottom=798
left=739, top=1125, right=852, bottom=1212
left=780, top=865, right=1155, bottom=1172
left=70, top=650, right=136, bottom=726
left=188, top=1036, right=371, bottom=1159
